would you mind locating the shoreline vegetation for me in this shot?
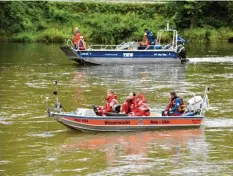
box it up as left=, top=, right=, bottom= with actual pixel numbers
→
left=0, top=1, right=233, bottom=44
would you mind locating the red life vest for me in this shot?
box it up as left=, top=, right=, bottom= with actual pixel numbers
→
left=97, top=94, right=118, bottom=116
left=130, top=94, right=150, bottom=116
left=121, top=98, right=134, bottom=114
left=135, top=93, right=147, bottom=107
left=73, top=32, right=80, bottom=45
left=130, top=102, right=150, bottom=116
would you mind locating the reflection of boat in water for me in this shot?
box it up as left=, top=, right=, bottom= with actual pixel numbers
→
left=48, top=82, right=209, bottom=132
left=61, top=129, right=208, bottom=168
left=45, top=129, right=208, bottom=175
left=63, top=129, right=203, bottom=152
left=60, top=23, right=187, bottom=65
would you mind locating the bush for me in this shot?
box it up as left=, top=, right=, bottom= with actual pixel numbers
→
left=1, top=1, right=233, bottom=43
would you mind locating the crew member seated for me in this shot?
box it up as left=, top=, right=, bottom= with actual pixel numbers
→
left=163, top=92, right=185, bottom=116
left=97, top=89, right=118, bottom=116
left=129, top=93, right=150, bottom=116
left=138, top=33, right=149, bottom=50
left=78, top=36, right=86, bottom=50
left=121, top=92, right=136, bottom=115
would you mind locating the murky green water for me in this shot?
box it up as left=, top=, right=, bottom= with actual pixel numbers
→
left=0, top=42, right=233, bottom=175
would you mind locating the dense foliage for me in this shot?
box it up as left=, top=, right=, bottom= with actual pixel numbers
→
left=0, top=1, right=233, bottom=43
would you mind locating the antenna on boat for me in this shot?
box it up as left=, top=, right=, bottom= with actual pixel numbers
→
left=53, top=80, right=61, bottom=112
left=200, top=87, right=210, bottom=116
left=46, top=97, right=50, bottom=117
left=166, top=21, right=170, bottom=30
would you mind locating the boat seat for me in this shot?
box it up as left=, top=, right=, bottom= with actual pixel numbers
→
left=114, top=105, right=121, bottom=113
left=92, top=105, right=122, bottom=116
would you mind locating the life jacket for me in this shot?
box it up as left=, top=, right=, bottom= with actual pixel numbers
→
left=169, top=96, right=185, bottom=113
left=143, top=37, right=150, bottom=47
left=135, top=93, right=147, bottom=107
left=146, top=30, right=155, bottom=45
left=78, top=38, right=86, bottom=50
left=130, top=102, right=150, bottom=116
left=73, top=32, right=80, bottom=45
left=97, top=94, right=118, bottom=116
left=130, top=94, right=150, bottom=116
left=105, top=94, right=118, bottom=112
left=121, top=98, right=134, bottom=114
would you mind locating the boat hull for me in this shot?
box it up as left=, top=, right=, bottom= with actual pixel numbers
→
left=60, top=46, right=183, bottom=65
left=52, top=113, right=203, bottom=132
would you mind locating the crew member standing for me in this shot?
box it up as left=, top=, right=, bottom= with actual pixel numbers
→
left=73, top=27, right=81, bottom=49
left=144, top=28, right=155, bottom=45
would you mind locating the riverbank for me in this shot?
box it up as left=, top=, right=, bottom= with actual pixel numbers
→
left=1, top=1, right=233, bottom=43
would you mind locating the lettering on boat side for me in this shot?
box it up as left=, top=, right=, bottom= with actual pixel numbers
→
left=74, top=118, right=88, bottom=123
left=154, top=53, right=167, bottom=56
left=123, top=53, right=133, bottom=57
left=150, top=120, right=170, bottom=124
left=105, top=120, right=130, bottom=125
left=192, top=119, right=201, bottom=124
left=81, top=53, right=88, bottom=56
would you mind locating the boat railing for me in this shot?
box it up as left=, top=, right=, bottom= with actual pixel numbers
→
left=66, top=39, right=75, bottom=50
left=87, top=43, right=176, bottom=51
left=87, top=45, right=119, bottom=50
left=66, top=39, right=177, bottom=51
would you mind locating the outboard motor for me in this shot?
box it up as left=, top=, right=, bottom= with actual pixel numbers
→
left=186, top=96, right=203, bottom=113
left=177, top=44, right=187, bottom=62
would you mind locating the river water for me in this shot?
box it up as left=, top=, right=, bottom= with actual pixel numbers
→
left=0, top=42, right=233, bottom=175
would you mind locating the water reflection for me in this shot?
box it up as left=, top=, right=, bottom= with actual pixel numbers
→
left=48, top=129, right=207, bottom=175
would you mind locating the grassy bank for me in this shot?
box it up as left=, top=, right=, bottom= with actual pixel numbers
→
left=0, top=1, right=233, bottom=44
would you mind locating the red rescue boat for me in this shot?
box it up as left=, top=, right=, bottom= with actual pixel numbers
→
left=51, top=111, right=203, bottom=132
left=47, top=81, right=209, bottom=132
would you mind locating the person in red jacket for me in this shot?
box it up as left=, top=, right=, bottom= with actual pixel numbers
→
left=121, top=92, right=136, bottom=115
left=97, top=89, right=118, bottom=116
left=129, top=93, right=150, bottom=116
left=73, top=27, right=81, bottom=49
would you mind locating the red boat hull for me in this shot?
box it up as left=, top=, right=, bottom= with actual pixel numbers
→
left=52, top=113, right=203, bottom=132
